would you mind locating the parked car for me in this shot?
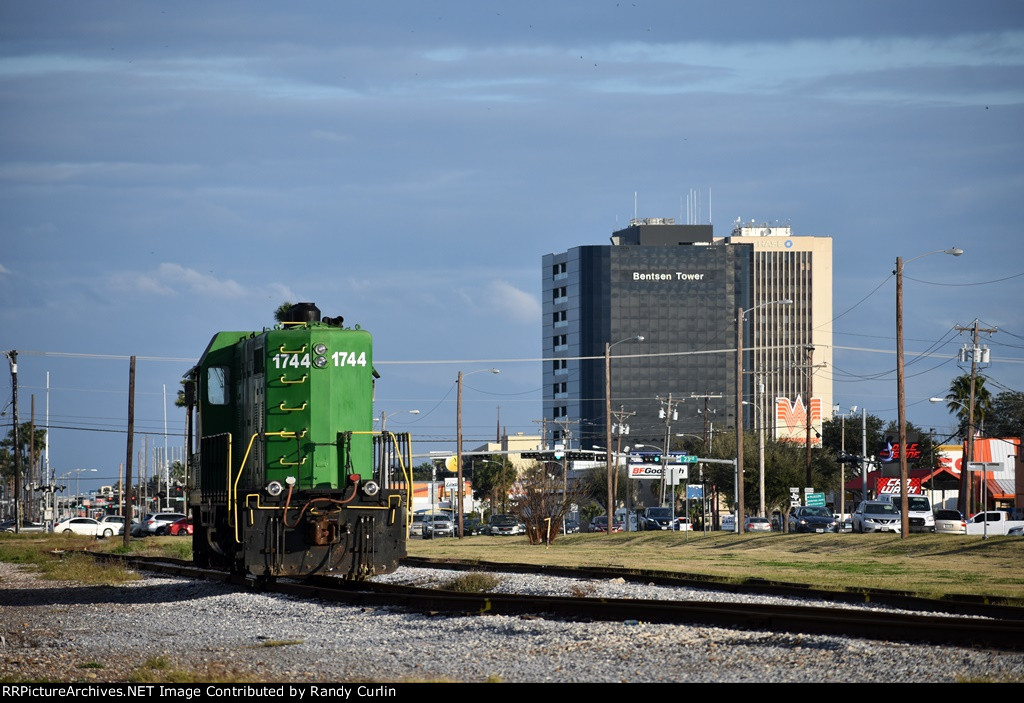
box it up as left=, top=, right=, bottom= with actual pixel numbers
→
left=672, top=517, right=693, bottom=531
left=589, top=515, right=623, bottom=533
left=132, top=512, right=187, bottom=536
left=638, top=507, right=674, bottom=531
left=409, top=512, right=428, bottom=537
left=561, top=518, right=580, bottom=534
left=462, top=517, right=485, bottom=536
left=421, top=513, right=455, bottom=539
left=884, top=494, right=935, bottom=533
left=54, top=517, right=108, bottom=537
left=1008, top=525, right=1024, bottom=537
left=0, top=519, right=46, bottom=533
left=743, top=516, right=772, bottom=533
left=168, top=517, right=193, bottom=536
left=488, top=514, right=525, bottom=536
left=852, top=501, right=901, bottom=533
left=788, top=506, right=838, bottom=533
left=934, top=509, right=967, bottom=535
left=95, top=515, right=126, bottom=537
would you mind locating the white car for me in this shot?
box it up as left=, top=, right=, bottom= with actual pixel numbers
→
left=97, top=515, right=127, bottom=537
left=55, top=517, right=109, bottom=537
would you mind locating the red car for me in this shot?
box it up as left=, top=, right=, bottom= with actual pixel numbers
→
left=168, top=517, right=193, bottom=536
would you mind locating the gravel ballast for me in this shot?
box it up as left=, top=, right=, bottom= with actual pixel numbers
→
left=1, top=562, right=1022, bottom=684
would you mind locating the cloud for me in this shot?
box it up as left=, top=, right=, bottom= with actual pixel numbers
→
left=0, top=263, right=9, bottom=276
left=108, top=263, right=246, bottom=299
left=484, top=280, right=541, bottom=325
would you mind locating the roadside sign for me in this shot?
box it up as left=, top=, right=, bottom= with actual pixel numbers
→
left=806, top=492, right=825, bottom=507
left=789, top=487, right=800, bottom=507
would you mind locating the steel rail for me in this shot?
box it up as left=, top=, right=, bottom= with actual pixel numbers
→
left=93, top=553, right=1024, bottom=652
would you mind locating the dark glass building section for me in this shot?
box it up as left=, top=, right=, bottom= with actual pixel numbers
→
left=542, top=229, right=752, bottom=450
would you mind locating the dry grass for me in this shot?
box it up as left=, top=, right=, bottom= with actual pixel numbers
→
left=408, top=531, right=1024, bottom=601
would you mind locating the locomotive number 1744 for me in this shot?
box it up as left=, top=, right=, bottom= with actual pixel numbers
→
left=271, top=351, right=368, bottom=369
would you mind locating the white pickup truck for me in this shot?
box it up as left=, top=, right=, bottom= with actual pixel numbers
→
left=965, top=511, right=1024, bottom=536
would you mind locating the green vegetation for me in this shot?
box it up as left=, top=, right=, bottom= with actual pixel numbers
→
left=407, top=531, right=1024, bottom=602
left=439, top=571, right=501, bottom=592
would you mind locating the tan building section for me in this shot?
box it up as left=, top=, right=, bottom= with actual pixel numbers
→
left=469, top=432, right=543, bottom=472
left=725, top=224, right=834, bottom=438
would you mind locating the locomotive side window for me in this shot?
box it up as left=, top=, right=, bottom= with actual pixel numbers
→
left=206, top=366, right=229, bottom=405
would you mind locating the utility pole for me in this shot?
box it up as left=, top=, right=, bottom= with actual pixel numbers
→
left=5, top=351, right=21, bottom=533
left=123, top=356, right=135, bottom=547
left=793, top=347, right=825, bottom=488
left=691, top=393, right=722, bottom=448
left=953, top=320, right=996, bottom=516
left=610, top=406, right=635, bottom=528
left=656, top=394, right=681, bottom=508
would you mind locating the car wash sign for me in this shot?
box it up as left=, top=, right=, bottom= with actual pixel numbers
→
left=875, top=477, right=923, bottom=495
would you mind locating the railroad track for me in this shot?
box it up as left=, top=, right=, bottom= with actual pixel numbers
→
left=94, top=552, right=1024, bottom=652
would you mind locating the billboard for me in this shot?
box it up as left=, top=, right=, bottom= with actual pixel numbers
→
left=774, top=396, right=821, bottom=446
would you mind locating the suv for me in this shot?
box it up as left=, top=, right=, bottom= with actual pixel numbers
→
left=852, top=501, right=900, bottom=533
left=132, top=512, right=187, bottom=536
left=421, top=513, right=455, bottom=539
left=886, top=495, right=935, bottom=533
left=639, top=507, right=674, bottom=531
left=487, top=514, right=524, bottom=536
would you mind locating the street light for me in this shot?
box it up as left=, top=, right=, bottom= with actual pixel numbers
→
left=456, top=368, right=500, bottom=538
left=375, top=409, right=420, bottom=431
left=736, top=299, right=791, bottom=533
left=63, top=469, right=97, bottom=517
left=896, top=247, right=963, bottom=538
left=606, top=335, right=644, bottom=536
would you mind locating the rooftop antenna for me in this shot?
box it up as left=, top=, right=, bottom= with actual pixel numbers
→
left=634, top=191, right=637, bottom=220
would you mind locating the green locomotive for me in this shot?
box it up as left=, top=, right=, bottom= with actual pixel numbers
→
left=185, top=303, right=412, bottom=578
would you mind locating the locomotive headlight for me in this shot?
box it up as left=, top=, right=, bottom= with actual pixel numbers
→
left=313, top=355, right=328, bottom=368
left=361, top=480, right=380, bottom=497
left=313, top=343, right=327, bottom=355
left=266, top=480, right=284, bottom=497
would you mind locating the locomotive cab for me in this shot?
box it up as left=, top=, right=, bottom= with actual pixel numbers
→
left=186, top=303, right=411, bottom=579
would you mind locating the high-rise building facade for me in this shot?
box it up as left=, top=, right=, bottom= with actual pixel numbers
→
left=541, top=219, right=832, bottom=451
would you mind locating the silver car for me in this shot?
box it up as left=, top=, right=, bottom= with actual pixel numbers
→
left=852, top=501, right=901, bottom=533
left=934, top=509, right=967, bottom=535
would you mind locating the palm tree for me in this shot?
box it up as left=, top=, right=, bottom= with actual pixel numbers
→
left=943, top=374, right=993, bottom=438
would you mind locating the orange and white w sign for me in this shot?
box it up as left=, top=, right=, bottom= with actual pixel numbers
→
left=775, top=396, right=822, bottom=446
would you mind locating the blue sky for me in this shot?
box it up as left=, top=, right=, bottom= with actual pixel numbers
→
left=2, top=1, right=1023, bottom=496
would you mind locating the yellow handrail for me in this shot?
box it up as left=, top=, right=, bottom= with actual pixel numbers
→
left=279, top=374, right=308, bottom=385
left=278, top=402, right=308, bottom=412
left=278, top=344, right=307, bottom=354
left=231, top=430, right=305, bottom=544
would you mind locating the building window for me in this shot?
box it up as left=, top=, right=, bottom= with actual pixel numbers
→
left=553, top=310, right=567, bottom=327
left=553, top=359, right=567, bottom=375
left=553, top=286, right=567, bottom=303
left=552, top=262, right=567, bottom=280
left=553, top=334, right=567, bottom=351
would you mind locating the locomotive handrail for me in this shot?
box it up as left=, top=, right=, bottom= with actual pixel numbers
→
left=278, top=402, right=308, bottom=412
left=357, top=430, right=414, bottom=538
left=231, top=430, right=305, bottom=543
left=278, top=456, right=307, bottom=467
left=278, top=344, right=307, bottom=354
left=278, top=374, right=308, bottom=385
